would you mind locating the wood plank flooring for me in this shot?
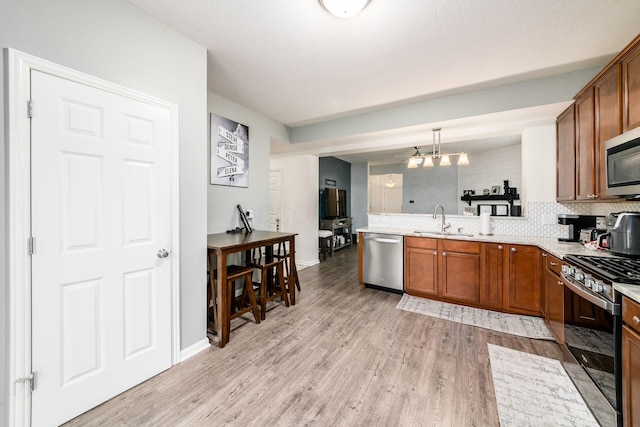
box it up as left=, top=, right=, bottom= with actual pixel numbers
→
left=65, top=245, right=563, bottom=426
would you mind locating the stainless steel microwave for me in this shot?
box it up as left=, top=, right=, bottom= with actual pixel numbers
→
left=606, top=126, right=640, bottom=196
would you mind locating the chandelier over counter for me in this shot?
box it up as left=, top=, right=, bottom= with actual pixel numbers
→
left=407, top=128, right=469, bottom=168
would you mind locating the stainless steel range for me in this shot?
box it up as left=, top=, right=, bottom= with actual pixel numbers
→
left=560, top=254, right=640, bottom=427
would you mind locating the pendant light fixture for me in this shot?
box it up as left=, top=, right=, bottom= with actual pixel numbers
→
left=385, top=174, right=396, bottom=188
left=406, top=128, right=470, bottom=168
left=319, top=0, right=371, bottom=18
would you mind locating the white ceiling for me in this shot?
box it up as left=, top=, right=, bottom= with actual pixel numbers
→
left=127, top=0, right=640, bottom=162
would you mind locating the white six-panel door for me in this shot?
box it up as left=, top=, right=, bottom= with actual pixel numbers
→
left=30, top=70, right=173, bottom=426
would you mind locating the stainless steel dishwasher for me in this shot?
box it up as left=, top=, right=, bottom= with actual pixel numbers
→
left=362, top=233, right=404, bottom=292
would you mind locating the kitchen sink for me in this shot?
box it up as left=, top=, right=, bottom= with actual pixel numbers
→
left=413, top=230, right=475, bottom=237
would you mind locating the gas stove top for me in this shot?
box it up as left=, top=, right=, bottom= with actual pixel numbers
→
left=564, top=254, right=640, bottom=284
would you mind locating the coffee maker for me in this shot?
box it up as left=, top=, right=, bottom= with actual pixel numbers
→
left=557, top=214, right=601, bottom=242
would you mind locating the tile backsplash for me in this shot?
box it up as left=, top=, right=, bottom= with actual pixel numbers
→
left=368, top=201, right=640, bottom=238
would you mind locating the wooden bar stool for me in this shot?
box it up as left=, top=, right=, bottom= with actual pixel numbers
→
left=208, top=253, right=260, bottom=338
left=247, top=249, right=290, bottom=320
left=318, top=230, right=333, bottom=261
left=274, top=241, right=301, bottom=292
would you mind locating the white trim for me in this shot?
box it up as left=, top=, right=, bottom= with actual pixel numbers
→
left=296, top=260, right=319, bottom=270
left=6, top=48, right=181, bottom=427
left=179, top=338, right=211, bottom=363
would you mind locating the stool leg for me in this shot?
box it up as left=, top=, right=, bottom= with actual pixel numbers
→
left=277, top=263, right=289, bottom=307
left=244, top=271, right=260, bottom=324
left=260, top=269, right=268, bottom=321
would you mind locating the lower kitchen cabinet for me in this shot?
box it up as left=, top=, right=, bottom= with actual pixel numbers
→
left=404, top=237, right=438, bottom=297
left=543, top=252, right=564, bottom=344
left=440, top=240, right=482, bottom=304
left=622, top=297, right=640, bottom=427
left=506, top=244, right=542, bottom=315
left=404, top=236, right=542, bottom=316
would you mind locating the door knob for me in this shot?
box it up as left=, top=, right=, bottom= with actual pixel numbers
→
left=511, top=247, right=516, bottom=252
left=157, top=249, right=170, bottom=258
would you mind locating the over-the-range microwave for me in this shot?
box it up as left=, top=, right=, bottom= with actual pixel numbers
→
left=606, top=125, right=640, bottom=197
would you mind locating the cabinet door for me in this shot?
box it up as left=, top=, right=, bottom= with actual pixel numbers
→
left=507, top=245, right=542, bottom=315
left=622, top=324, right=640, bottom=427
left=623, top=41, right=640, bottom=132
left=595, top=65, right=622, bottom=200
left=404, top=238, right=438, bottom=297
left=440, top=243, right=481, bottom=305
left=556, top=105, right=576, bottom=201
left=545, top=270, right=565, bottom=344
left=575, top=89, right=596, bottom=201
left=482, top=243, right=505, bottom=309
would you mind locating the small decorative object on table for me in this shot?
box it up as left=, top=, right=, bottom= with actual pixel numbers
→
left=491, top=186, right=500, bottom=195
left=483, top=188, right=490, bottom=195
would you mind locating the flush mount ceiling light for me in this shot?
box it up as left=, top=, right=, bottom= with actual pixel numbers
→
left=319, top=0, right=371, bottom=18
left=407, top=128, right=470, bottom=168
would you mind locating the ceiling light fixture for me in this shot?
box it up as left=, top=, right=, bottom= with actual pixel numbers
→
left=319, top=0, right=371, bottom=18
left=405, top=128, right=470, bottom=168
left=385, top=174, right=396, bottom=188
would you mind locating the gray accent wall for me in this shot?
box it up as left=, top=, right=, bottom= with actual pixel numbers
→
left=1, top=2, right=208, bottom=422
left=370, top=164, right=459, bottom=214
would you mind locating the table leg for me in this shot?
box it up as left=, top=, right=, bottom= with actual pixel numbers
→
left=288, top=237, right=297, bottom=305
left=216, top=249, right=228, bottom=348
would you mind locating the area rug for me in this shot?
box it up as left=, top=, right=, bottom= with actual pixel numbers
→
left=488, top=344, right=598, bottom=426
left=396, top=294, right=554, bottom=340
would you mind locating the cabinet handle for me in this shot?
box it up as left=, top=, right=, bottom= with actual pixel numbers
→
left=558, top=281, right=563, bottom=286
left=634, top=316, right=640, bottom=325
left=442, top=252, right=447, bottom=257
left=498, top=245, right=503, bottom=250
left=542, top=253, right=547, bottom=257
left=550, top=262, right=558, bottom=266
left=433, top=251, right=437, bottom=256
left=511, top=247, right=516, bottom=252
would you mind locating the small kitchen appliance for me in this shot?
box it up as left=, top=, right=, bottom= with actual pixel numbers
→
left=557, top=214, right=603, bottom=242
left=598, top=212, right=640, bottom=257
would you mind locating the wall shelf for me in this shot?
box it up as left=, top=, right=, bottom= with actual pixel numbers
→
left=460, top=194, right=520, bottom=207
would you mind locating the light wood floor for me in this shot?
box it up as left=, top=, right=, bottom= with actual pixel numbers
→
left=66, top=245, right=563, bottom=426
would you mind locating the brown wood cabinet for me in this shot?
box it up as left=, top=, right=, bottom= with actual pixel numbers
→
left=556, top=105, right=576, bottom=202
left=506, top=244, right=542, bottom=315
left=594, top=65, right=622, bottom=200
left=440, top=240, right=481, bottom=305
left=543, top=252, right=564, bottom=344
left=623, top=40, right=640, bottom=132
left=622, top=296, right=640, bottom=427
left=575, top=89, right=597, bottom=201
left=404, top=236, right=438, bottom=297
left=404, top=236, right=542, bottom=316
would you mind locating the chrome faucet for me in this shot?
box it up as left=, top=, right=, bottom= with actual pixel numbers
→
left=433, top=204, right=451, bottom=233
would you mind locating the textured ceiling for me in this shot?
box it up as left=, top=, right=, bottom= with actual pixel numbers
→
left=128, top=0, right=640, bottom=128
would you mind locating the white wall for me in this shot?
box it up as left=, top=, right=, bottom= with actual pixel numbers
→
left=1, top=2, right=208, bottom=423
left=522, top=124, right=557, bottom=203
left=270, top=154, right=320, bottom=266
left=350, top=162, right=369, bottom=233
left=207, top=92, right=290, bottom=232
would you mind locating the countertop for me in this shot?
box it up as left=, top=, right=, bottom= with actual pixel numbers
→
left=357, top=226, right=639, bottom=304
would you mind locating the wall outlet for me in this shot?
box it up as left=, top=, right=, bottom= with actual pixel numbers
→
left=541, top=213, right=556, bottom=225
left=246, top=209, right=254, bottom=219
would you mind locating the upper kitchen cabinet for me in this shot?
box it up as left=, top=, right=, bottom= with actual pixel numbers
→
left=623, top=39, right=640, bottom=132
left=556, top=105, right=576, bottom=201
left=574, top=89, right=596, bottom=201
left=594, top=64, right=622, bottom=200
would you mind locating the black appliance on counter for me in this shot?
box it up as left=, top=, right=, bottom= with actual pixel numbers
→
left=560, top=253, right=640, bottom=426
left=598, top=212, right=640, bottom=257
left=558, top=214, right=603, bottom=242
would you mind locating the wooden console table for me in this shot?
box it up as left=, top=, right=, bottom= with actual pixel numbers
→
left=207, top=230, right=298, bottom=348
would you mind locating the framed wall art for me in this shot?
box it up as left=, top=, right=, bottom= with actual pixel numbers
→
left=210, top=113, right=249, bottom=187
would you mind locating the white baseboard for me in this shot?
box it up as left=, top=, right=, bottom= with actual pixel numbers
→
left=296, top=259, right=319, bottom=270
left=179, top=337, right=210, bottom=363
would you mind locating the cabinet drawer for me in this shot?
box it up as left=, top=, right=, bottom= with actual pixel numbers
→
left=545, top=253, right=562, bottom=276
left=405, top=236, right=438, bottom=250
left=442, top=240, right=480, bottom=254
left=623, top=296, right=640, bottom=334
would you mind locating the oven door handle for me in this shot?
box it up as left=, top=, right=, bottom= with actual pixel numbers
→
left=560, top=273, right=620, bottom=315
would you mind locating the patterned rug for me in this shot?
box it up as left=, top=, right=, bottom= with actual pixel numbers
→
left=488, top=344, right=598, bottom=426
left=396, top=294, right=554, bottom=340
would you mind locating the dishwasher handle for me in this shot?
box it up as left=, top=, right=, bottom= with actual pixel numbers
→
left=363, top=235, right=402, bottom=244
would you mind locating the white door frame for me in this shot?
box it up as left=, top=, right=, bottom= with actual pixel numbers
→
left=5, top=48, right=181, bottom=427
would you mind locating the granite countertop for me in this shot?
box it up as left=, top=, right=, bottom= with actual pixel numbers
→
left=357, top=226, right=639, bottom=304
